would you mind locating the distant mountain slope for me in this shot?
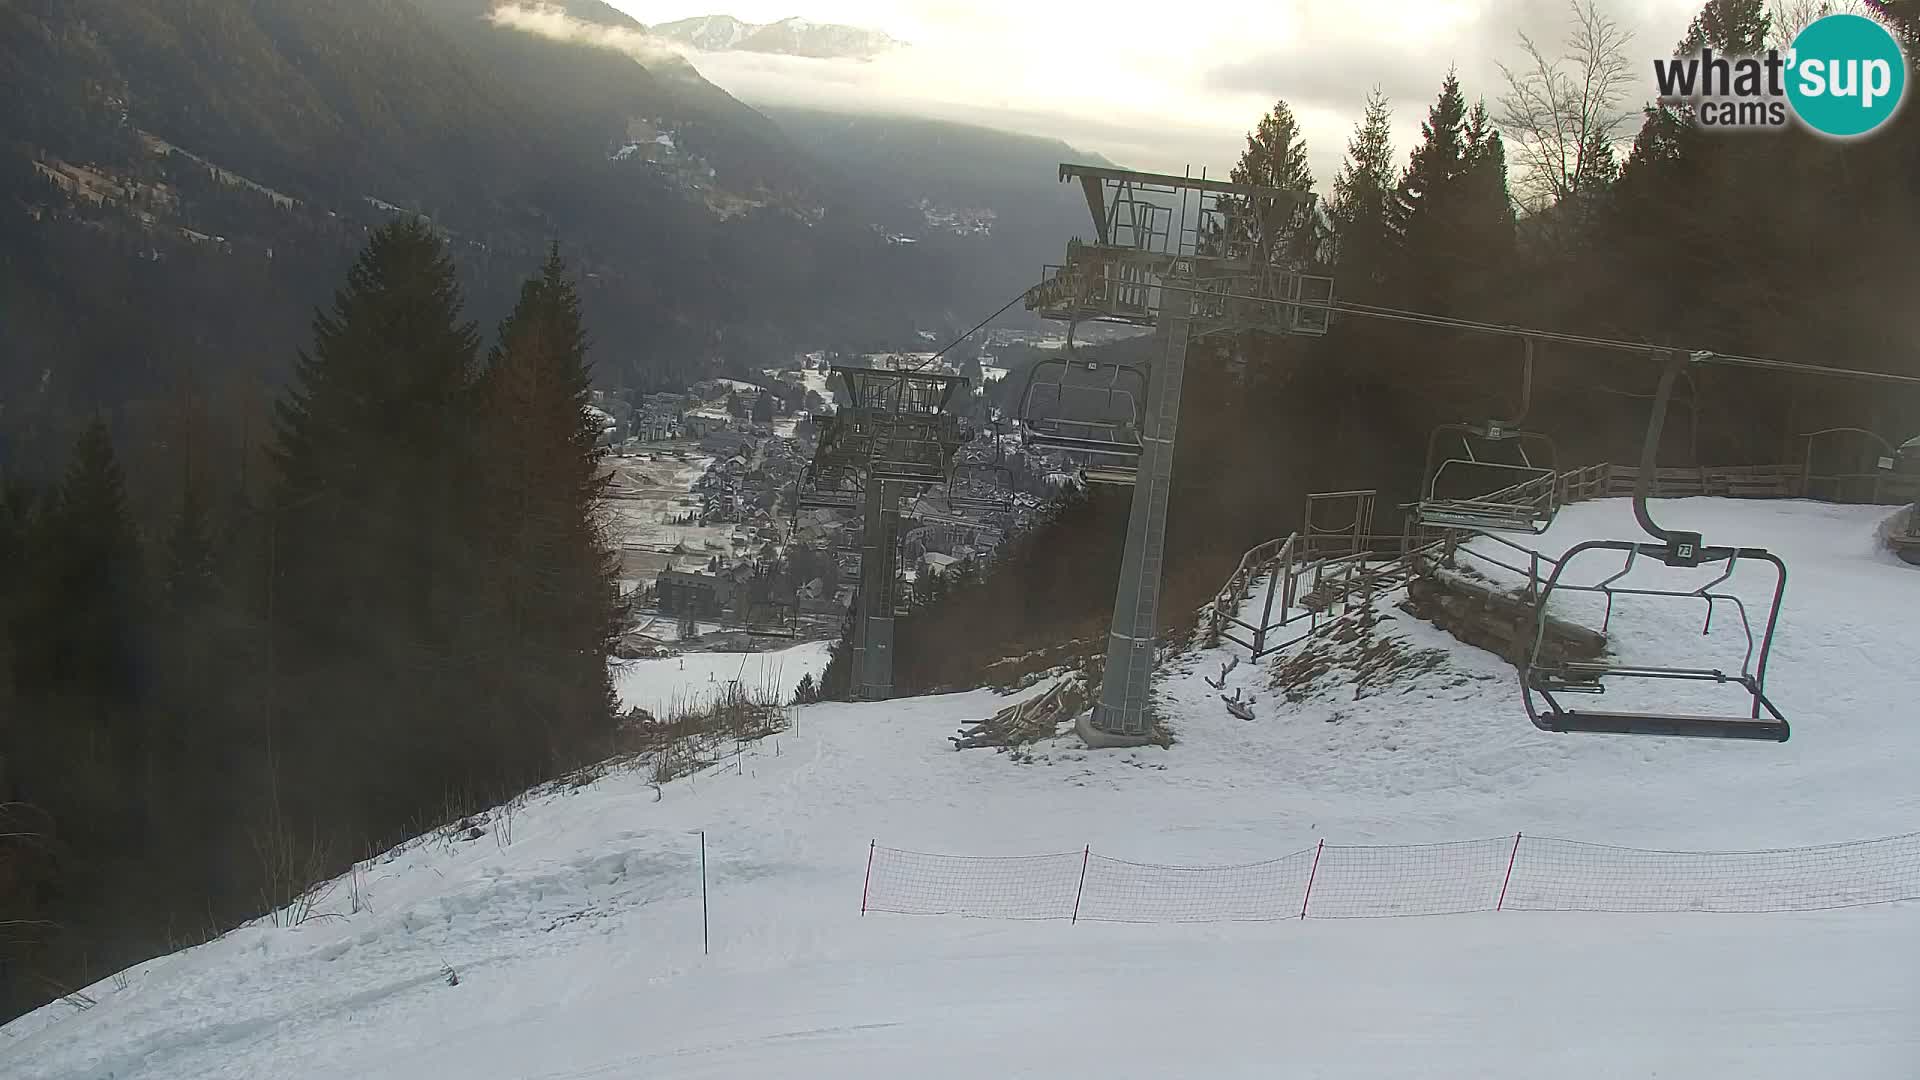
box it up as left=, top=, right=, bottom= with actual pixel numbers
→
left=757, top=107, right=1122, bottom=317
left=0, top=0, right=985, bottom=442
left=652, top=13, right=902, bottom=59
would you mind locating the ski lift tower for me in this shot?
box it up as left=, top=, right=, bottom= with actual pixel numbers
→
left=810, top=365, right=971, bottom=700
left=1025, top=164, right=1335, bottom=745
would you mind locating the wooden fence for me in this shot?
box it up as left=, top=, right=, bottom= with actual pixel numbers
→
left=1580, top=462, right=1917, bottom=504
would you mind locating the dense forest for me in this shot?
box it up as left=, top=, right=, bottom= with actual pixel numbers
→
left=887, top=0, right=1920, bottom=694
left=0, top=225, right=621, bottom=1019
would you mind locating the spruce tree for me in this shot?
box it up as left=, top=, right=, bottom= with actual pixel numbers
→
left=1329, top=89, right=1399, bottom=299
left=476, top=245, right=620, bottom=778
left=1460, top=100, right=1519, bottom=304
left=791, top=672, right=818, bottom=706
left=1231, top=100, right=1315, bottom=192
left=267, top=220, right=485, bottom=833
left=1390, top=75, right=1514, bottom=316
left=1389, top=71, right=1470, bottom=249
left=1678, top=0, right=1771, bottom=54
left=1227, top=99, right=1319, bottom=265
left=14, top=421, right=146, bottom=718
left=7, top=419, right=151, bottom=870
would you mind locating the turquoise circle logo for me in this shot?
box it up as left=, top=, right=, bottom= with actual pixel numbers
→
left=1787, top=13, right=1907, bottom=137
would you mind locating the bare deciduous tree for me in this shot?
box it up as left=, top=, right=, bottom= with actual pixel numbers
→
left=1768, top=0, right=1885, bottom=46
left=1497, top=0, right=1637, bottom=213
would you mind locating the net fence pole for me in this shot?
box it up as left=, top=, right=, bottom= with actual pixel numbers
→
left=861, top=839, right=874, bottom=916
left=1072, top=846, right=1090, bottom=924
left=1301, top=839, right=1324, bottom=920
left=1497, top=832, right=1521, bottom=912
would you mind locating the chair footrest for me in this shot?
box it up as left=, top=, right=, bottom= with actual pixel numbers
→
left=1547, top=709, right=1789, bottom=742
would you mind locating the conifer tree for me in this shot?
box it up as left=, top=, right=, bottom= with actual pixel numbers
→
left=6, top=418, right=152, bottom=887
left=14, top=420, right=146, bottom=725
left=1678, top=0, right=1771, bottom=53
left=475, top=245, right=620, bottom=777
left=267, top=220, right=486, bottom=832
left=1328, top=89, right=1399, bottom=299
left=1227, top=99, right=1319, bottom=265
left=1389, top=71, right=1470, bottom=247
left=1231, top=100, right=1315, bottom=193
left=1461, top=100, right=1519, bottom=300
left=1389, top=74, right=1514, bottom=315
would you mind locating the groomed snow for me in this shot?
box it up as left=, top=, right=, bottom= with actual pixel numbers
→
left=5, top=497, right=1918, bottom=1078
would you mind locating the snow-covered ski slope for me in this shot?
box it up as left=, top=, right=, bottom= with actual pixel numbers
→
left=611, top=640, right=832, bottom=717
left=5, top=497, right=1918, bottom=1079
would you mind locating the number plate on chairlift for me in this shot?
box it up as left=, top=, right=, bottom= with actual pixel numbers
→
left=1663, top=531, right=1706, bottom=567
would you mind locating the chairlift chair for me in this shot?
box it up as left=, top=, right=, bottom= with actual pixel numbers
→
left=794, top=464, right=861, bottom=511
left=1412, top=423, right=1560, bottom=533
left=1412, top=338, right=1560, bottom=534
left=945, top=421, right=1017, bottom=513
left=1015, top=329, right=1147, bottom=486
left=947, top=462, right=1015, bottom=513
left=1520, top=349, right=1791, bottom=742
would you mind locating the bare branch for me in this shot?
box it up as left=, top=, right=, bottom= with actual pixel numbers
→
left=1769, top=0, right=1886, bottom=46
left=1497, top=0, right=1636, bottom=214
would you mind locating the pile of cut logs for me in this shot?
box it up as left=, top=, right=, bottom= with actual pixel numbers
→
left=951, top=680, right=1086, bottom=750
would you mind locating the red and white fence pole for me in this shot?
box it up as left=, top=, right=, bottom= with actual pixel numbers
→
left=861, top=839, right=874, bottom=916
left=1072, top=845, right=1090, bottom=924
left=1497, top=832, right=1521, bottom=912
left=1300, top=839, right=1324, bottom=920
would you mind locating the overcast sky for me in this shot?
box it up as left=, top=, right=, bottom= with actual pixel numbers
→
left=602, top=1, right=1712, bottom=185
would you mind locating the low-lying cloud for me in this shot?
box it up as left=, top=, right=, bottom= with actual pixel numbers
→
left=529, top=1, right=1710, bottom=188
left=488, top=2, right=687, bottom=67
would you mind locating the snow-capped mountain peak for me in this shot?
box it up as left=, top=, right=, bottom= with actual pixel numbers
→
left=650, top=13, right=902, bottom=60
left=653, top=13, right=756, bottom=51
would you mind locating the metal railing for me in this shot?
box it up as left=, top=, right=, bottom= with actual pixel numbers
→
left=1205, top=457, right=1915, bottom=664
left=1205, top=533, right=1298, bottom=657
left=1206, top=530, right=1448, bottom=659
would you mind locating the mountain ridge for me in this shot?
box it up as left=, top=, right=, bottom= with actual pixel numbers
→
left=651, top=12, right=902, bottom=59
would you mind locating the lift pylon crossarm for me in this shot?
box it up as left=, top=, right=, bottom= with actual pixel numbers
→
left=1058, top=163, right=1312, bottom=202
